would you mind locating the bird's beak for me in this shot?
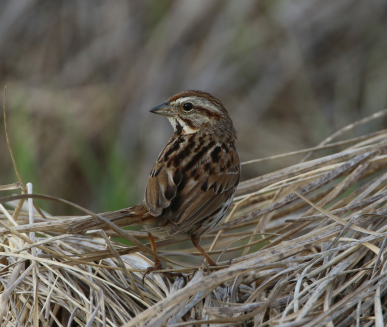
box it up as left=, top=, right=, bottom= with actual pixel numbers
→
left=150, top=102, right=174, bottom=117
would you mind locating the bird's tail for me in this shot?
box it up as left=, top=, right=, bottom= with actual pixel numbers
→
left=68, top=203, right=153, bottom=233
left=0, top=203, right=152, bottom=236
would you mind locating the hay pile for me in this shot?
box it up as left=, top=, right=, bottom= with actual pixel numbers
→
left=1, top=109, right=387, bottom=326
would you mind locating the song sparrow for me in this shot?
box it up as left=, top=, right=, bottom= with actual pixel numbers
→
left=131, top=90, right=240, bottom=271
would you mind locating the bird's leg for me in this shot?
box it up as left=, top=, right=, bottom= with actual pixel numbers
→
left=148, top=232, right=163, bottom=269
left=143, top=233, right=185, bottom=283
left=190, top=235, right=217, bottom=266
left=143, top=232, right=163, bottom=283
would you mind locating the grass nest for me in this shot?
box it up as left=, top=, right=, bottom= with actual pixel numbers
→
left=1, top=108, right=387, bottom=327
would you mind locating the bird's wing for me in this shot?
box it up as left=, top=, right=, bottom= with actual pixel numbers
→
left=145, top=135, right=240, bottom=231
left=167, top=163, right=239, bottom=227
left=145, top=162, right=182, bottom=217
left=168, top=178, right=237, bottom=235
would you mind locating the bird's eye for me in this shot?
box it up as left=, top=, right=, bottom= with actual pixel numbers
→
left=183, top=102, right=193, bottom=111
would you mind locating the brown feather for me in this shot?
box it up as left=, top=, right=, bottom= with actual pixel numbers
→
left=145, top=167, right=180, bottom=217
left=143, top=90, right=240, bottom=244
left=170, top=187, right=235, bottom=234
left=145, top=131, right=240, bottom=237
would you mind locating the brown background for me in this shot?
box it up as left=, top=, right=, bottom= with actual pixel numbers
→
left=1, top=0, right=387, bottom=214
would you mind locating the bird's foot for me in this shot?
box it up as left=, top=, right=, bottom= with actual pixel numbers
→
left=142, top=262, right=185, bottom=284
left=142, top=261, right=163, bottom=284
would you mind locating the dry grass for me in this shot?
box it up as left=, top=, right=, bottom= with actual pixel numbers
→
left=2, top=108, right=387, bottom=326
left=2, top=2, right=387, bottom=326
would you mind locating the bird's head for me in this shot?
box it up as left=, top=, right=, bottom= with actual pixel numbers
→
left=150, top=90, right=236, bottom=141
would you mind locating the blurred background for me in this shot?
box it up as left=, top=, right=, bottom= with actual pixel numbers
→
left=1, top=0, right=387, bottom=215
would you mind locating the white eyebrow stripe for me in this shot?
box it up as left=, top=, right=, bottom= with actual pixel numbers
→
left=173, top=96, right=197, bottom=105
left=171, top=96, right=222, bottom=113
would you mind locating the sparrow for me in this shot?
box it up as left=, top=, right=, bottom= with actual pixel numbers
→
left=130, top=90, right=240, bottom=272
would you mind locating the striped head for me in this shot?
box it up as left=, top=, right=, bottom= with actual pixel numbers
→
left=150, top=90, right=236, bottom=142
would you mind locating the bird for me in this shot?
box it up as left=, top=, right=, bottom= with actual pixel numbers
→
left=127, top=90, right=240, bottom=273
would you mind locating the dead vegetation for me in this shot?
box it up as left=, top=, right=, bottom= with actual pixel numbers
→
left=1, top=109, right=387, bottom=326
